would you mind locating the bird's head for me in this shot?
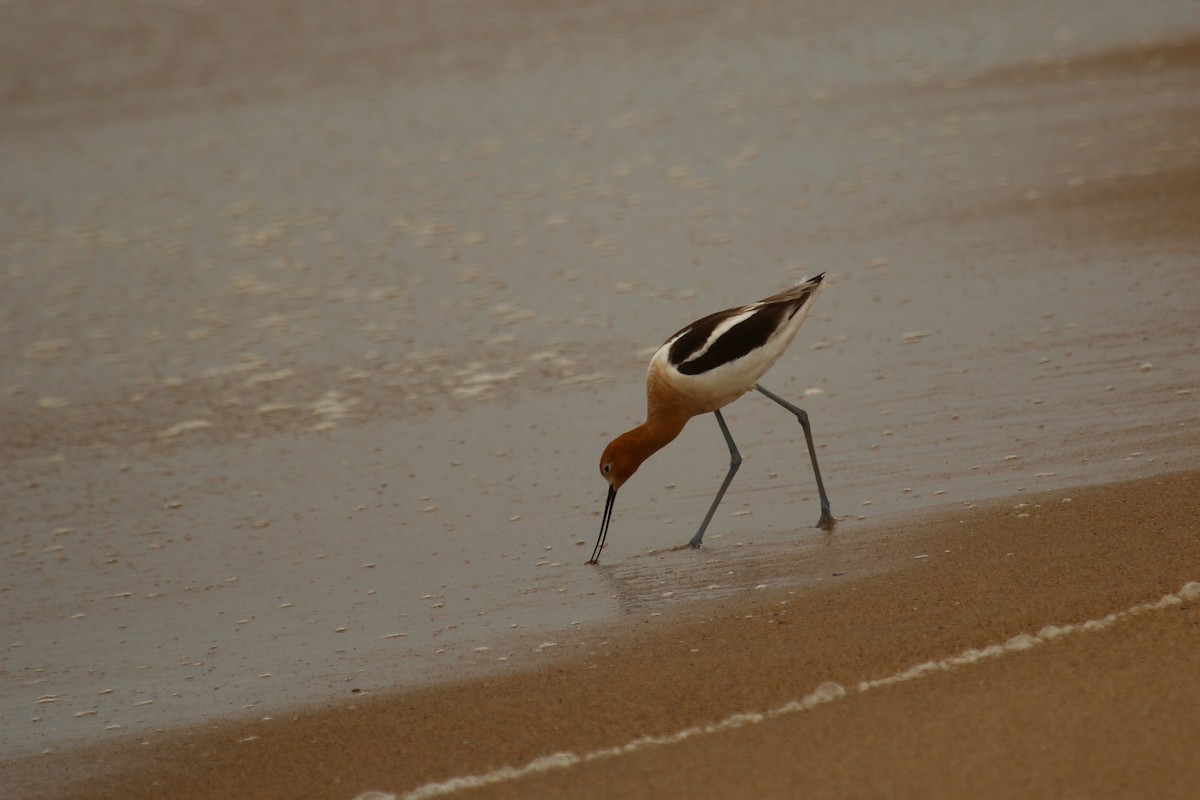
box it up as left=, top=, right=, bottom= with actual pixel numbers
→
left=598, top=431, right=645, bottom=491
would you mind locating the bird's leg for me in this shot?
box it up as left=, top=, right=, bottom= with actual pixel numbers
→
left=688, top=410, right=742, bottom=548
left=754, top=383, right=835, bottom=530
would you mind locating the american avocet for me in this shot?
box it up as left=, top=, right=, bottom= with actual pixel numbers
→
left=590, top=274, right=834, bottom=564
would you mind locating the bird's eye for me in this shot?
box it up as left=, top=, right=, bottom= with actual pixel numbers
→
left=602, top=463, right=612, bottom=474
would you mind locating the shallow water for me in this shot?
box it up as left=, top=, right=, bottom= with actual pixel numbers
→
left=2, top=0, right=1198, bottom=761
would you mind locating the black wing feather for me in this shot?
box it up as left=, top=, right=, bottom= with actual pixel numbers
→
left=674, top=303, right=788, bottom=376
left=666, top=309, right=732, bottom=367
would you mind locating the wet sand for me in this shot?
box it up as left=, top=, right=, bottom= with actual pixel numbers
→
left=2, top=0, right=1199, bottom=797
left=13, top=470, right=1200, bottom=799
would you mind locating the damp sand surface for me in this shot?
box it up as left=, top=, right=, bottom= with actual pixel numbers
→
left=12, top=473, right=1200, bottom=799
left=2, top=0, right=1199, bottom=795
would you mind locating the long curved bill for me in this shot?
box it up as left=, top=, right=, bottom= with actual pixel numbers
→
left=588, top=485, right=617, bottom=564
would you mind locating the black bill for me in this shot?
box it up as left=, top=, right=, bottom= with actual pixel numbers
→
left=588, top=484, right=617, bottom=564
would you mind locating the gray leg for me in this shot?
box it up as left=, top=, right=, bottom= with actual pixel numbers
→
left=754, top=383, right=835, bottom=530
left=688, top=410, right=742, bottom=548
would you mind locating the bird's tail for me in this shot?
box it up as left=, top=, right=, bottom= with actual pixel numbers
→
left=759, top=272, right=824, bottom=305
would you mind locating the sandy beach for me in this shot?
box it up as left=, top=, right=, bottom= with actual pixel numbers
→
left=14, top=472, right=1200, bottom=799
left=2, top=0, right=1198, bottom=797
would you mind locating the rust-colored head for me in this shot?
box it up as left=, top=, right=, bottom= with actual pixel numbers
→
left=598, top=430, right=646, bottom=491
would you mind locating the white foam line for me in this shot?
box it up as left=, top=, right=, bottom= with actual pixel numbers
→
left=357, top=581, right=1200, bottom=800
left=859, top=581, right=1200, bottom=692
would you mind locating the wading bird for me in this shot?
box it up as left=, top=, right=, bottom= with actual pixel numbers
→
left=590, top=274, right=834, bottom=564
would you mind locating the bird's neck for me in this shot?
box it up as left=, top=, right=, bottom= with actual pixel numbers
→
left=623, top=411, right=689, bottom=466
left=614, top=364, right=697, bottom=476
